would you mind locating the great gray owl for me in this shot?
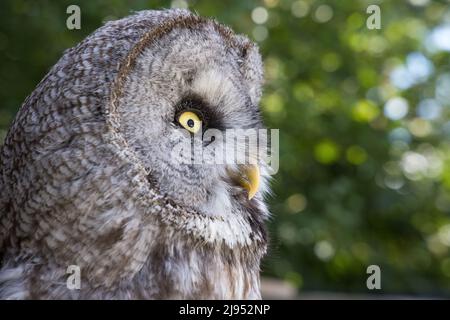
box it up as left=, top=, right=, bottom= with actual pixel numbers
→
left=0, top=9, right=270, bottom=299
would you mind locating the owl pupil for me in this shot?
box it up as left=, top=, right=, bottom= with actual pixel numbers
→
left=187, top=119, right=195, bottom=128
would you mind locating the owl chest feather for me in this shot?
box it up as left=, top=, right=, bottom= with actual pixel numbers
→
left=134, top=234, right=264, bottom=299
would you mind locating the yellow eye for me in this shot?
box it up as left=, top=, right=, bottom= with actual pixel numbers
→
left=178, top=111, right=201, bottom=134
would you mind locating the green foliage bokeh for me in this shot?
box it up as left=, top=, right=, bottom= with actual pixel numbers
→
left=1, top=0, right=450, bottom=296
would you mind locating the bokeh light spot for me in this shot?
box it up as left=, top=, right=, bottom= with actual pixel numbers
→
left=286, top=193, right=307, bottom=213
left=314, top=5, right=333, bottom=23
left=389, top=127, right=412, bottom=144
left=438, top=224, right=450, bottom=247
left=291, top=0, right=309, bottom=18
left=253, top=25, right=268, bottom=42
left=352, top=100, right=379, bottom=122
left=426, top=24, right=450, bottom=52
left=251, top=7, right=269, bottom=25
left=170, top=0, right=188, bottom=9
left=314, top=241, right=335, bottom=261
left=314, top=140, right=340, bottom=164
left=264, top=0, right=279, bottom=8
left=417, top=99, right=441, bottom=120
left=321, top=52, right=341, bottom=72
left=384, top=97, right=409, bottom=120
left=262, top=93, right=284, bottom=113
left=346, top=145, right=368, bottom=165
left=408, top=118, right=432, bottom=137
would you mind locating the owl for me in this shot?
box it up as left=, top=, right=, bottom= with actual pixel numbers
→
left=0, top=9, right=270, bottom=299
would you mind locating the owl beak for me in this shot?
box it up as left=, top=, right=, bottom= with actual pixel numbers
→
left=240, top=165, right=260, bottom=200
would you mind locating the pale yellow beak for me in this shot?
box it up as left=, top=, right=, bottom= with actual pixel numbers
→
left=239, top=165, right=260, bottom=200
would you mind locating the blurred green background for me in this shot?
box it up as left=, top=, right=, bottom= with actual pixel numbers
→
left=1, top=0, right=450, bottom=297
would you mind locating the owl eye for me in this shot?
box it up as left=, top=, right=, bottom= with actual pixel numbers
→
left=178, top=111, right=202, bottom=134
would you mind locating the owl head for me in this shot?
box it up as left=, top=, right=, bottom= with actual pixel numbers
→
left=109, top=10, right=270, bottom=218
left=0, top=9, right=272, bottom=296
